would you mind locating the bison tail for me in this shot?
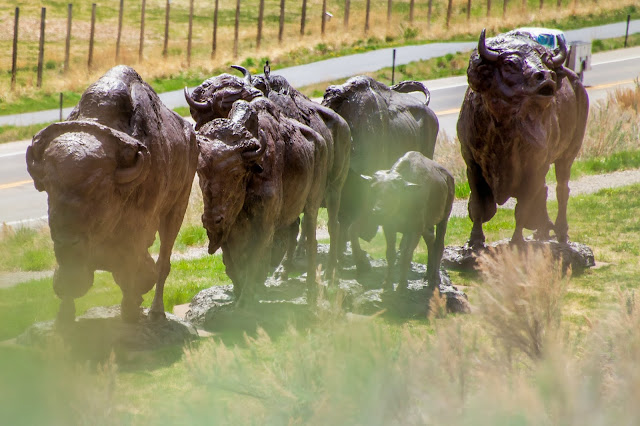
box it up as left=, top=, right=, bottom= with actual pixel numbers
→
left=390, top=81, right=431, bottom=106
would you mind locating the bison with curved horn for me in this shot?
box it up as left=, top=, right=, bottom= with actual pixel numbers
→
left=321, top=75, right=439, bottom=273
left=457, top=29, right=588, bottom=248
left=186, top=65, right=350, bottom=281
left=195, top=97, right=328, bottom=304
left=26, top=65, right=198, bottom=323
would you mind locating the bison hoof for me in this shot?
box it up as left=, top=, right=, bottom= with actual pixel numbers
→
left=149, top=310, right=166, bottom=321
left=466, top=239, right=485, bottom=251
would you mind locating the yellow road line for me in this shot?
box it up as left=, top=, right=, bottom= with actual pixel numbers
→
left=587, top=79, right=636, bottom=91
left=0, top=179, right=33, bottom=190
left=435, top=107, right=461, bottom=116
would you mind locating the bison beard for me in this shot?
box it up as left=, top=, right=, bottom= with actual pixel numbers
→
left=458, top=29, right=588, bottom=247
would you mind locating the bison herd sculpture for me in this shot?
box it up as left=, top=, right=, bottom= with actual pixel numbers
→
left=26, top=29, right=588, bottom=323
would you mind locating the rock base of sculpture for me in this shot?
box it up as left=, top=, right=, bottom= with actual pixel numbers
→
left=17, top=306, right=198, bottom=360
left=186, top=244, right=470, bottom=332
left=442, top=238, right=595, bottom=273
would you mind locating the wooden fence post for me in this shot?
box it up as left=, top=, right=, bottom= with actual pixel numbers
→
left=116, top=0, right=123, bottom=62
left=540, top=0, right=544, bottom=10
left=64, top=4, right=72, bottom=73
left=187, top=0, right=194, bottom=65
left=446, top=0, right=453, bottom=28
left=163, top=0, right=170, bottom=58
left=257, top=0, right=265, bottom=47
left=557, top=0, right=561, bottom=8
left=11, top=7, right=18, bottom=90
left=37, top=7, right=46, bottom=88
left=387, top=0, right=392, bottom=25
left=428, top=0, right=433, bottom=29
left=487, top=0, right=491, bottom=17
left=278, top=0, right=285, bottom=43
left=88, top=3, right=96, bottom=71
left=344, top=0, right=350, bottom=30
left=139, top=0, right=146, bottom=62
left=409, top=0, right=415, bottom=24
left=321, top=0, right=327, bottom=36
left=365, top=0, right=371, bottom=34
left=234, top=0, right=240, bottom=57
left=522, top=0, right=527, bottom=11
left=300, top=0, right=307, bottom=36
left=467, top=0, right=472, bottom=20
left=503, top=0, right=508, bottom=17
left=212, top=0, right=219, bottom=57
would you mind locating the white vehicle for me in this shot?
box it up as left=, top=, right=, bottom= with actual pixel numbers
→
left=514, top=27, right=591, bottom=81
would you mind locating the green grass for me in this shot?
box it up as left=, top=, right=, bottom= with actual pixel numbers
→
left=592, top=32, right=640, bottom=53
left=2, top=183, right=640, bottom=423
left=0, top=227, right=55, bottom=272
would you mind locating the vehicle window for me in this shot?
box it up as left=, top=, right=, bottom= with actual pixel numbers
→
left=536, top=34, right=555, bottom=49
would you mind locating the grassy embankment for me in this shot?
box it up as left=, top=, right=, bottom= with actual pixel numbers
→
left=2, top=178, right=640, bottom=423
left=0, top=80, right=639, bottom=426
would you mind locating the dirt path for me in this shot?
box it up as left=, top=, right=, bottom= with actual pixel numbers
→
left=3, top=168, right=640, bottom=289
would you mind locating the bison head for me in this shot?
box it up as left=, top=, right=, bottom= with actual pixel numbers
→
left=184, top=67, right=262, bottom=130
left=26, top=121, right=151, bottom=292
left=196, top=101, right=267, bottom=254
left=467, top=29, right=567, bottom=117
left=364, top=171, right=421, bottom=226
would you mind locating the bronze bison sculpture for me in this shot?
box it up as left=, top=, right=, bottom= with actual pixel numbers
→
left=195, top=97, right=329, bottom=304
left=364, top=151, right=454, bottom=291
left=457, top=29, right=588, bottom=247
left=322, top=76, right=439, bottom=272
left=185, top=66, right=350, bottom=282
left=26, top=65, right=198, bottom=322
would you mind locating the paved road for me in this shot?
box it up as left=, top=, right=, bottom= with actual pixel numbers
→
left=1, top=23, right=639, bottom=226
left=1, top=19, right=638, bottom=128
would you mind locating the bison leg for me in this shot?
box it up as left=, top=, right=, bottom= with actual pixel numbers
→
left=324, top=188, right=341, bottom=284
left=398, top=233, right=420, bottom=291
left=350, top=220, right=372, bottom=274
left=113, top=254, right=156, bottom=323
left=57, top=298, right=76, bottom=324
left=276, top=218, right=301, bottom=282
left=466, top=161, right=496, bottom=248
left=514, top=178, right=553, bottom=244
left=554, top=160, right=572, bottom=244
left=150, top=194, right=191, bottom=321
left=52, top=263, right=94, bottom=324
left=383, top=227, right=397, bottom=291
left=303, top=208, right=319, bottom=301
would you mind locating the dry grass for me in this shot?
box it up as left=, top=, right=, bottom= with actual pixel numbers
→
left=477, top=246, right=569, bottom=361
left=0, top=0, right=635, bottom=100
left=579, top=83, right=640, bottom=159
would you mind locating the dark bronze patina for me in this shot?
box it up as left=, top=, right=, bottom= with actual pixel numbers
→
left=322, top=76, right=439, bottom=273
left=195, top=98, right=329, bottom=304
left=457, top=29, right=588, bottom=247
left=26, top=65, right=198, bottom=323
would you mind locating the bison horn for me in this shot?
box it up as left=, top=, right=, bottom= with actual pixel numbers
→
left=184, top=87, right=211, bottom=112
left=241, top=129, right=267, bottom=162
left=231, top=65, right=252, bottom=85
left=115, top=150, right=146, bottom=185
left=551, top=36, right=567, bottom=68
left=478, top=28, right=500, bottom=63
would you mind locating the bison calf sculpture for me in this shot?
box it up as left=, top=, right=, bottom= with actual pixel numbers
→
left=322, top=76, right=439, bottom=272
left=458, top=29, right=588, bottom=247
left=365, top=152, right=454, bottom=291
left=26, top=66, right=198, bottom=322
left=196, top=97, right=328, bottom=304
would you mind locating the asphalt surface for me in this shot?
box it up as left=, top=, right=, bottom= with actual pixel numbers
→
left=1, top=20, right=639, bottom=226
